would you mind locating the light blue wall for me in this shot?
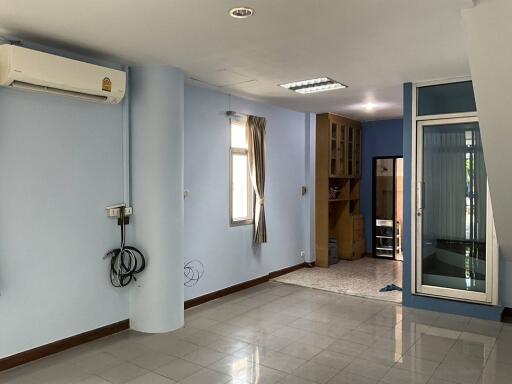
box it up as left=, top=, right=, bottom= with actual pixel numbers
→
left=130, top=66, right=185, bottom=332
left=402, top=83, right=502, bottom=320
left=183, top=85, right=307, bottom=300
left=0, top=45, right=310, bottom=355
left=0, top=65, right=128, bottom=357
left=304, top=113, right=316, bottom=264
left=361, top=119, right=403, bottom=253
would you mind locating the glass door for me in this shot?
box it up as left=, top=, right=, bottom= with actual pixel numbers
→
left=374, top=158, right=396, bottom=259
left=416, top=117, right=496, bottom=303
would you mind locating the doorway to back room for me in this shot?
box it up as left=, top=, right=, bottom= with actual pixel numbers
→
left=275, top=114, right=404, bottom=303
left=373, top=157, right=404, bottom=261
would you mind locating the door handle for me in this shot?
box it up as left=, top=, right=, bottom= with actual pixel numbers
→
left=417, top=182, right=425, bottom=216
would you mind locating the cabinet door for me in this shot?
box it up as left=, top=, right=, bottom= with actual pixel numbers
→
left=354, top=127, right=361, bottom=177
left=338, top=123, right=346, bottom=176
left=347, top=126, right=354, bottom=177
left=329, top=121, right=338, bottom=176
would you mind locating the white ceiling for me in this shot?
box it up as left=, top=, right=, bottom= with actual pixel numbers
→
left=0, top=0, right=474, bottom=121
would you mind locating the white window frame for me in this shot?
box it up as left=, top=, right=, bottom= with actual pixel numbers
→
left=411, top=78, right=499, bottom=305
left=229, top=118, right=254, bottom=226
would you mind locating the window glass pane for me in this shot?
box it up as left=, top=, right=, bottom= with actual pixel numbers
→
left=418, top=81, right=476, bottom=116
left=231, top=121, right=248, bottom=149
left=421, top=122, right=487, bottom=292
left=232, top=153, right=249, bottom=220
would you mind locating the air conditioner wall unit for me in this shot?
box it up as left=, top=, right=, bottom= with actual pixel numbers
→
left=0, top=45, right=126, bottom=104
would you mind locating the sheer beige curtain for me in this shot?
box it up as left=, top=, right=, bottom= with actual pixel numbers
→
left=247, top=115, right=267, bottom=243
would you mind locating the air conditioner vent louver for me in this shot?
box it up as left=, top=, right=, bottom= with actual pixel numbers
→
left=11, top=81, right=109, bottom=102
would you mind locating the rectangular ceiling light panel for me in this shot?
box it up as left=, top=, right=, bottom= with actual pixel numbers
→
left=279, top=77, right=347, bottom=94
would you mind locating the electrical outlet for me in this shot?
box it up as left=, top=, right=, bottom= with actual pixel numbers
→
left=106, top=204, right=133, bottom=218
left=300, top=251, right=305, bottom=259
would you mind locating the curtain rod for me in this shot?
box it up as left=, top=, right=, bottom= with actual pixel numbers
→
left=226, top=111, right=248, bottom=118
left=227, top=111, right=265, bottom=119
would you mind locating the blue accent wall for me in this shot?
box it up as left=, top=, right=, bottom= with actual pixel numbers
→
left=402, top=82, right=502, bottom=320
left=361, top=119, right=403, bottom=253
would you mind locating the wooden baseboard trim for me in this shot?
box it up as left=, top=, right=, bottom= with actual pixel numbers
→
left=0, top=319, right=129, bottom=372
left=268, top=262, right=308, bottom=279
left=184, top=275, right=269, bottom=309
left=185, top=262, right=307, bottom=310
left=3, top=262, right=309, bottom=371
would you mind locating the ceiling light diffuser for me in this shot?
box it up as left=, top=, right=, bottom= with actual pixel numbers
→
left=229, top=7, right=255, bottom=19
left=279, top=77, right=347, bottom=94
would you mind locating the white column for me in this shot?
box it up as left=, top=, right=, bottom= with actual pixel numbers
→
left=129, top=66, right=184, bottom=332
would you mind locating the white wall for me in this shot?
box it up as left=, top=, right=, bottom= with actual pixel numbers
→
left=463, top=0, right=512, bottom=306
left=184, top=85, right=308, bottom=300
left=0, top=87, right=128, bottom=357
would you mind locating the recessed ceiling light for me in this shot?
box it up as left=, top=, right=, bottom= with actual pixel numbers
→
left=364, top=102, right=376, bottom=111
left=279, top=77, right=347, bottom=94
left=229, top=6, right=255, bottom=19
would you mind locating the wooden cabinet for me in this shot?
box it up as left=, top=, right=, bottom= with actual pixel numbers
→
left=329, top=120, right=346, bottom=177
left=316, top=113, right=364, bottom=267
left=338, top=214, right=365, bottom=260
left=328, top=116, right=361, bottom=178
left=347, top=124, right=362, bottom=177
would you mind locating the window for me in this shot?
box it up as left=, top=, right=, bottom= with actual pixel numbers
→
left=230, top=119, right=254, bottom=225
left=417, top=81, right=477, bottom=116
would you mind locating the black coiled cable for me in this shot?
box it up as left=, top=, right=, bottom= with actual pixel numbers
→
left=104, top=208, right=146, bottom=287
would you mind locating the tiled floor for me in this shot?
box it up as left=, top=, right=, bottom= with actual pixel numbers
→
left=274, top=257, right=403, bottom=303
left=2, top=282, right=511, bottom=384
